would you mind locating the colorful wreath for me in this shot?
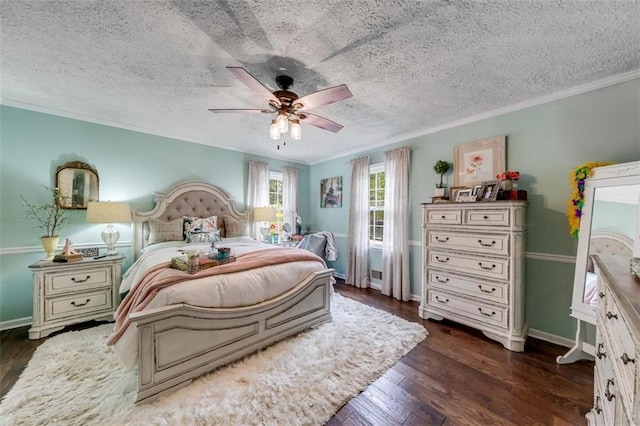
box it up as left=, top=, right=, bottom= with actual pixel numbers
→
left=567, top=161, right=615, bottom=238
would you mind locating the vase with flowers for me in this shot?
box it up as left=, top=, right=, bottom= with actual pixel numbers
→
left=21, top=187, right=69, bottom=260
left=496, top=170, right=520, bottom=191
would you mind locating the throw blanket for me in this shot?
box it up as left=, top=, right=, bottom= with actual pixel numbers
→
left=107, top=248, right=325, bottom=345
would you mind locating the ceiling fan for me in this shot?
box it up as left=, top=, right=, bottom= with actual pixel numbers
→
left=208, top=67, right=352, bottom=141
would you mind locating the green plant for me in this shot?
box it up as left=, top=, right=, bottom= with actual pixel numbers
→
left=433, top=160, right=451, bottom=188
left=21, top=187, right=69, bottom=237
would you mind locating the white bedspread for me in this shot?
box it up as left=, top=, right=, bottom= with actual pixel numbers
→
left=112, top=237, right=330, bottom=368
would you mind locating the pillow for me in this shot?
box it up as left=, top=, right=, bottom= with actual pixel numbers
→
left=224, top=216, right=250, bottom=238
left=147, top=218, right=184, bottom=245
left=187, top=229, right=222, bottom=244
left=184, top=215, right=218, bottom=235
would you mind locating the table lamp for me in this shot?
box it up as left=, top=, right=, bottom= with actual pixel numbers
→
left=86, top=201, right=131, bottom=255
left=253, top=206, right=277, bottom=242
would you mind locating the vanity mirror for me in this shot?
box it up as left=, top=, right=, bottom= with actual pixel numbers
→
left=55, top=161, right=99, bottom=209
left=557, top=161, right=640, bottom=364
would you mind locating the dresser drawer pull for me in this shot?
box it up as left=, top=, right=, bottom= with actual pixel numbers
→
left=435, top=236, right=449, bottom=243
left=483, top=215, right=489, bottom=219
left=605, top=311, right=618, bottom=320
left=435, top=276, right=449, bottom=283
left=435, top=256, right=449, bottom=263
left=435, top=296, right=449, bottom=304
left=70, top=298, right=91, bottom=307
left=598, top=292, right=605, bottom=299
left=478, top=285, right=496, bottom=294
left=478, top=262, right=496, bottom=270
left=477, top=239, right=496, bottom=247
left=621, top=353, right=636, bottom=364
left=71, top=275, right=91, bottom=283
left=441, top=215, right=446, bottom=219
left=605, top=379, right=615, bottom=401
left=594, top=396, right=602, bottom=414
left=596, top=343, right=606, bottom=359
left=478, top=308, right=496, bottom=317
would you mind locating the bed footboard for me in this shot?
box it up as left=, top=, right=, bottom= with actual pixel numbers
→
left=129, top=269, right=334, bottom=403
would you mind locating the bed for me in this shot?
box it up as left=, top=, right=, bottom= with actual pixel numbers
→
left=111, top=181, right=334, bottom=403
left=583, top=231, right=633, bottom=305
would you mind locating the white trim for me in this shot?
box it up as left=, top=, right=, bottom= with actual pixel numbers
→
left=0, top=241, right=131, bottom=256
left=0, top=316, right=32, bottom=331
left=527, top=328, right=574, bottom=348
left=311, top=70, right=640, bottom=164
left=525, top=251, right=576, bottom=264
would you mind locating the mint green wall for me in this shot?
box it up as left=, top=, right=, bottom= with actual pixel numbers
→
left=0, top=105, right=310, bottom=323
left=592, top=201, right=637, bottom=240
left=309, top=79, right=640, bottom=339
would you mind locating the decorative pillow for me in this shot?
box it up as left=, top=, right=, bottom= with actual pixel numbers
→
left=187, top=229, right=222, bottom=244
left=147, top=218, right=184, bottom=245
left=224, top=216, right=250, bottom=238
left=183, top=215, right=218, bottom=235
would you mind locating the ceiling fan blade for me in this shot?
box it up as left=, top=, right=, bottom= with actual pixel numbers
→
left=300, top=113, right=344, bottom=133
left=294, top=84, right=352, bottom=111
left=208, top=108, right=273, bottom=114
left=226, top=67, right=280, bottom=106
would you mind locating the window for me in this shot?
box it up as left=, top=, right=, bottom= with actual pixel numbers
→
left=269, top=171, right=283, bottom=229
left=369, top=163, right=385, bottom=242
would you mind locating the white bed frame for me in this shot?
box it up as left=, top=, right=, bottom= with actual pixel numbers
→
left=129, top=181, right=334, bottom=403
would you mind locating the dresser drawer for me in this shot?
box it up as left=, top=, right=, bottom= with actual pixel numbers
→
left=428, top=270, right=508, bottom=304
left=427, top=230, right=509, bottom=256
left=465, top=209, right=510, bottom=227
left=44, top=290, right=113, bottom=321
left=45, top=266, right=111, bottom=295
left=425, top=208, right=462, bottom=225
left=428, top=250, right=509, bottom=281
left=428, top=289, right=508, bottom=329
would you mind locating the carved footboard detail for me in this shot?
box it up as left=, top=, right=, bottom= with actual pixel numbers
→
left=129, top=269, right=334, bottom=403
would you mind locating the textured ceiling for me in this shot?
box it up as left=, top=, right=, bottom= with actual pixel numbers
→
left=1, top=1, right=639, bottom=164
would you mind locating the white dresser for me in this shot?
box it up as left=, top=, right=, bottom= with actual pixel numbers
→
left=28, top=254, right=124, bottom=339
left=419, top=201, right=527, bottom=351
left=589, top=255, right=639, bottom=426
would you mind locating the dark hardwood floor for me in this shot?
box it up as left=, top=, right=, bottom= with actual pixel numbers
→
left=1, top=279, right=594, bottom=425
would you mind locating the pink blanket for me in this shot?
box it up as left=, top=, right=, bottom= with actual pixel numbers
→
left=107, top=248, right=325, bottom=345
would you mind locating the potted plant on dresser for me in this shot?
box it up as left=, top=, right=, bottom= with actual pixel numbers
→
left=21, top=187, right=69, bottom=260
left=433, top=160, right=451, bottom=197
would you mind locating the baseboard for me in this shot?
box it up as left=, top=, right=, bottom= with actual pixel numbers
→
left=0, top=317, right=32, bottom=331
left=527, top=328, right=573, bottom=348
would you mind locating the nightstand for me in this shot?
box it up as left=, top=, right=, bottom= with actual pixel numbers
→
left=28, top=254, right=124, bottom=339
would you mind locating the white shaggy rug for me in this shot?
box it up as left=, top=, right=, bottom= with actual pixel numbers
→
left=0, top=294, right=426, bottom=426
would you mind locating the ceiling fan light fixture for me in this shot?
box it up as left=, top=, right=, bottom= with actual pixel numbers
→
left=290, top=119, right=302, bottom=140
left=276, top=112, right=289, bottom=133
left=269, top=119, right=281, bottom=140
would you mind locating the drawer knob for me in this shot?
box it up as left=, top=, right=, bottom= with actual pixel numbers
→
left=605, top=379, right=615, bottom=401
left=477, top=240, right=496, bottom=247
left=71, top=275, right=91, bottom=283
left=435, top=256, right=449, bottom=263
left=596, top=343, right=606, bottom=359
left=621, top=353, right=636, bottom=364
left=71, top=298, right=91, bottom=307
left=598, top=292, right=605, bottom=299
left=483, top=215, right=489, bottom=219
left=441, top=215, right=446, bottom=219
left=478, top=285, right=496, bottom=294
left=478, top=262, right=496, bottom=271
left=435, top=236, right=449, bottom=243
left=606, top=311, right=618, bottom=320
left=435, top=276, right=449, bottom=283
left=478, top=308, right=496, bottom=317
left=435, top=296, right=449, bottom=304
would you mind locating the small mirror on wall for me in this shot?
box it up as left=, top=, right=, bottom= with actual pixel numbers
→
left=55, top=161, right=99, bottom=209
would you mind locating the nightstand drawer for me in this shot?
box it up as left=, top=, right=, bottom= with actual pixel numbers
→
left=45, top=290, right=113, bottom=321
left=425, top=209, right=462, bottom=225
left=46, top=267, right=111, bottom=295
left=465, top=209, right=510, bottom=226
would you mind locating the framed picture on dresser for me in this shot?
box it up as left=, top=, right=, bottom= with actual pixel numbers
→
left=453, top=136, right=506, bottom=187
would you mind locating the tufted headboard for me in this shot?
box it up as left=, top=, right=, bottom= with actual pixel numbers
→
left=587, top=231, right=633, bottom=272
left=132, top=181, right=248, bottom=260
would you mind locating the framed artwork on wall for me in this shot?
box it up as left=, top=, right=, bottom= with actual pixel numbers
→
left=55, top=161, right=99, bottom=209
left=320, top=176, right=342, bottom=208
left=453, top=136, right=506, bottom=187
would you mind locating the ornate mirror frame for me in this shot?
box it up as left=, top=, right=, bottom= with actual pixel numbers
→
left=557, top=161, right=640, bottom=364
left=55, top=161, right=99, bottom=209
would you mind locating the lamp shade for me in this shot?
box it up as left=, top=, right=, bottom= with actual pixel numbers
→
left=253, top=206, right=277, bottom=222
left=86, top=201, right=131, bottom=223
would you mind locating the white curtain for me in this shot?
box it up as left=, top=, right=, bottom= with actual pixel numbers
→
left=346, top=156, right=370, bottom=288
left=247, top=160, right=269, bottom=240
left=382, top=146, right=411, bottom=301
left=283, top=167, right=299, bottom=231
